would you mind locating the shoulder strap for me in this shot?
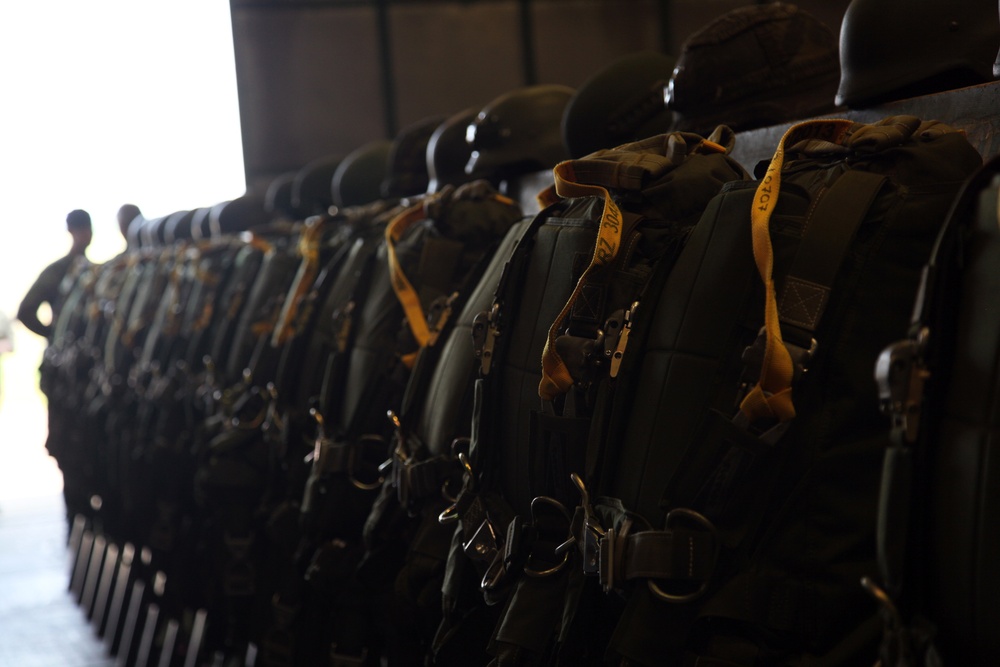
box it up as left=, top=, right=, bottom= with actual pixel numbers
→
left=538, top=136, right=733, bottom=400
left=740, top=119, right=855, bottom=425
left=539, top=161, right=626, bottom=400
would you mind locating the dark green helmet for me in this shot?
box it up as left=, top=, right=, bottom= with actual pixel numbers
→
left=562, top=51, right=677, bottom=159
left=465, top=84, right=574, bottom=181
left=426, top=108, right=477, bottom=194
left=836, top=0, right=1000, bottom=108
left=332, top=140, right=393, bottom=208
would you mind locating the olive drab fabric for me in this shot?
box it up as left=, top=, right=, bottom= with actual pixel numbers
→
left=871, top=155, right=1000, bottom=667
left=581, top=116, right=981, bottom=666
left=433, top=128, right=749, bottom=665
left=37, top=93, right=998, bottom=667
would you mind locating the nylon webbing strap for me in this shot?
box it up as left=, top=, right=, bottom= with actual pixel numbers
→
left=386, top=200, right=436, bottom=351
left=271, top=219, right=325, bottom=347
left=538, top=162, right=625, bottom=401
left=741, top=119, right=854, bottom=424
left=387, top=192, right=514, bottom=356
left=779, top=170, right=887, bottom=333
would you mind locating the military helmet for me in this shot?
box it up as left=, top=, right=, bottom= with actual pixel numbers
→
left=163, top=209, right=196, bottom=244
left=465, top=84, right=574, bottom=181
left=332, top=139, right=393, bottom=208
left=426, top=108, right=477, bottom=194
left=293, top=155, right=343, bottom=217
left=209, top=194, right=271, bottom=238
left=667, top=2, right=839, bottom=134
left=264, top=171, right=299, bottom=220
left=562, top=51, right=677, bottom=159
left=139, top=216, right=166, bottom=248
left=836, top=0, right=1000, bottom=108
left=382, top=115, right=445, bottom=199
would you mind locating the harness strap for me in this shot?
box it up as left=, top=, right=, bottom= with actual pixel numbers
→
left=386, top=201, right=435, bottom=348
left=539, top=161, right=626, bottom=401
left=741, top=119, right=853, bottom=425
left=617, top=529, right=716, bottom=583
left=387, top=192, right=513, bottom=356
left=271, top=218, right=326, bottom=347
left=393, top=455, right=455, bottom=504
left=780, top=169, right=887, bottom=336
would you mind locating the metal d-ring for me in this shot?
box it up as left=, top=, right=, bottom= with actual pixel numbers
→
left=646, top=507, right=718, bottom=604
left=522, top=496, right=572, bottom=578
left=348, top=434, right=386, bottom=491
left=438, top=451, right=477, bottom=523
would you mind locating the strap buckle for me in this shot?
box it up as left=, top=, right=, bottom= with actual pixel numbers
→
left=462, top=515, right=504, bottom=589
left=874, top=328, right=929, bottom=445
left=473, top=302, right=501, bottom=375
left=608, top=301, right=639, bottom=378
left=739, top=326, right=817, bottom=398
left=426, top=291, right=459, bottom=347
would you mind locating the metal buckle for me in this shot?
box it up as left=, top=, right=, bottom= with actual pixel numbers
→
left=522, top=496, right=572, bottom=578
left=874, top=328, right=929, bottom=445
left=463, top=516, right=504, bottom=590
left=426, top=292, right=459, bottom=347
left=738, top=326, right=818, bottom=402
left=609, top=301, right=639, bottom=379
left=646, top=508, right=718, bottom=604
left=473, top=302, right=501, bottom=375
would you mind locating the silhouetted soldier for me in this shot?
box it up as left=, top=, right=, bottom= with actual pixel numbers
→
left=17, top=209, right=93, bottom=341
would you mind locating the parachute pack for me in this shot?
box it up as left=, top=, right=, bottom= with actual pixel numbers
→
left=50, top=108, right=997, bottom=667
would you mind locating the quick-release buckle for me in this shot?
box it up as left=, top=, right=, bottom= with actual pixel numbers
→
left=739, top=325, right=818, bottom=399
left=874, top=328, right=929, bottom=445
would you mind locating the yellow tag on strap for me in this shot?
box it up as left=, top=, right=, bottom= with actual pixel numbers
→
left=271, top=218, right=326, bottom=347
left=385, top=199, right=440, bottom=353
left=386, top=192, right=513, bottom=358
left=538, top=161, right=625, bottom=401
left=739, top=119, right=854, bottom=425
